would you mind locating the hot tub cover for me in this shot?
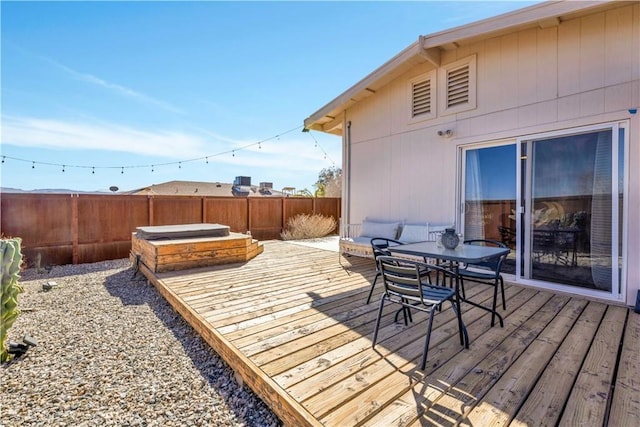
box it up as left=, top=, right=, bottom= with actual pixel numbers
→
left=136, top=223, right=230, bottom=240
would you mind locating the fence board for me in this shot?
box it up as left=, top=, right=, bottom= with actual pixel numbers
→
left=152, top=196, right=203, bottom=225
left=204, top=198, right=247, bottom=232
left=0, top=193, right=340, bottom=266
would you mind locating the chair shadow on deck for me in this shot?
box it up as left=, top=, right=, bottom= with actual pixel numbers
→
left=296, top=252, right=532, bottom=425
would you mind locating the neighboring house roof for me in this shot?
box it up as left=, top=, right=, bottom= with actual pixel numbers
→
left=127, top=180, right=286, bottom=197
left=304, top=0, right=622, bottom=135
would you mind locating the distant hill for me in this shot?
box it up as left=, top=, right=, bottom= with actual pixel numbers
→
left=0, top=187, right=111, bottom=194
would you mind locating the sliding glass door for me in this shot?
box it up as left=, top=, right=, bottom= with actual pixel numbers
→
left=461, top=122, right=627, bottom=300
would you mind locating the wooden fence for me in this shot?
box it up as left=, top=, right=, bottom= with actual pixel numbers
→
left=0, top=193, right=341, bottom=267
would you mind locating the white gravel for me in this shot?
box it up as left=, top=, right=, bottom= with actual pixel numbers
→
left=1, top=259, right=281, bottom=427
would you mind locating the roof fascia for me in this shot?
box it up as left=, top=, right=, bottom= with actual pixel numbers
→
left=420, top=0, right=611, bottom=50
left=304, top=41, right=421, bottom=131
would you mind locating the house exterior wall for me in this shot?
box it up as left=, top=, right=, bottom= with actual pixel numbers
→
left=344, top=3, right=639, bottom=304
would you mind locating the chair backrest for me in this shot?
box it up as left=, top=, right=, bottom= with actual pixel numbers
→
left=463, top=239, right=508, bottom=275
left=377, top=256, right=457, bottom=304
left=377, top=255, right=425, bottom=300
left=370, top=238, right=403, bottom=260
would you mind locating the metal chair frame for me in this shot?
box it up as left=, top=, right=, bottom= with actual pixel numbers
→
left=371, top=256, right=469, bottom=370
left=459, top=239, right=508, bottom=327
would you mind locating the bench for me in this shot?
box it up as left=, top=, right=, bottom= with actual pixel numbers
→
left=339, top=219, right=453, bottom=258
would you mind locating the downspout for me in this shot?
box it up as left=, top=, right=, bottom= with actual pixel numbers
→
left=345, top=118, right=352, bottom=232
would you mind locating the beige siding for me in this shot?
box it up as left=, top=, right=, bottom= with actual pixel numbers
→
left=344, top=3, right=639, bottom=304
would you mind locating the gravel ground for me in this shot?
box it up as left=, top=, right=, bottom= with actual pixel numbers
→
left=1, top=259, right=281, bottom=427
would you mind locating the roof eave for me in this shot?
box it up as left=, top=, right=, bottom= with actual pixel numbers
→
left=304, top=40, right=423, bottom=134
left=303, top=0, right=620, bottom=135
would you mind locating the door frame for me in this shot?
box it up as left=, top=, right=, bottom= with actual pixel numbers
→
left=458, top=120, right=629, bottom=303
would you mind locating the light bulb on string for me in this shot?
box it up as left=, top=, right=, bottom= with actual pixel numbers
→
left=179, top=162, right=182, bottom=169
left=1, top=124, right=305, bottom=178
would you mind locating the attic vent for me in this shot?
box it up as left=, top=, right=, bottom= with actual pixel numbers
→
left=446, top=64, right=469, bottom=108
left=439, top=54, right=476, bottom=116
left=412, top=79, right=431, bottom=117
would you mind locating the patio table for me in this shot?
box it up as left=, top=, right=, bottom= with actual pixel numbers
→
left=389, top=241, right=511, bottom=330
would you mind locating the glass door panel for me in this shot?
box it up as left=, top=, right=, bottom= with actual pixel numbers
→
left=525, top=129, right=616, bottom=292
left=462, top=144, right=516, bottom=274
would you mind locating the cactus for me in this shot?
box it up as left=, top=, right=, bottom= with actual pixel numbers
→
left=1, top=238, right=24, bottom=362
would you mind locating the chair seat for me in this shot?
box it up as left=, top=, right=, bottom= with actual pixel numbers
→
left=390, top=285, right=455, bottom=306
left=459, top=268, right=495, bottom=281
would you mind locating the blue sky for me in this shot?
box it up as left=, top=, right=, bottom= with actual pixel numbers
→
left=1, top=0, right=537, bottom=193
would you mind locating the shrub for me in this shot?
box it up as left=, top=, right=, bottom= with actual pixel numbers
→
left=281, top=214, right=337, bottom=240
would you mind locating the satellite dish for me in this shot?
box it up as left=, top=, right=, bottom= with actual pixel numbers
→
left=109, top=186, right=119, bottom=193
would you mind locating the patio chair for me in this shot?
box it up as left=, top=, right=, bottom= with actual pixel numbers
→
left=458, top=239, right=509, bottom=327
left=368, top=237, right=432, bottom=304
left=371, top=256, right=469, bottom=370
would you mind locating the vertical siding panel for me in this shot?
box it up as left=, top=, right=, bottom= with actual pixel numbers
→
left=518, top=104, right=538, bottom=128
left=604, top=82, right=633, bottom=112
left=579, top=88, right=605, bottom=116
left=390, top=76, right=408, bottom=135
left=479, top=37, right=502, bottom=113
left=558, top=93, right=581, bottom=121
left=351, top=138, right=390, bottom=221
left=605, top=6, right=634, bottom=86
left=517, top=28, right=538, bottom=106
left=536, top=99, right=558, bottom=125
left=536, top=26, right=558, bottom=102
left=579, top=13, right=606, bottom=92
left=558, top=17, right=580, bottom=97
left=500, top=33, right=520, bottom=111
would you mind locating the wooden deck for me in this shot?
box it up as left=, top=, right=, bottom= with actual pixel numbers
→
left=138, top=240, right=639, bottom=427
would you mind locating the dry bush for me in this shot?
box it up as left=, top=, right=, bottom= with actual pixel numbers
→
left=281, top=214, right=337, bottom=240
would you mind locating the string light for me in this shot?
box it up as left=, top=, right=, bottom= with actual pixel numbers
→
left=307, top=130, right=336, bottom=166
left=0, top=125, right=303, bottom=174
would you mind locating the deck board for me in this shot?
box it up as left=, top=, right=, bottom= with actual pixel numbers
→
left=138, top=240, right=638, bottom=427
